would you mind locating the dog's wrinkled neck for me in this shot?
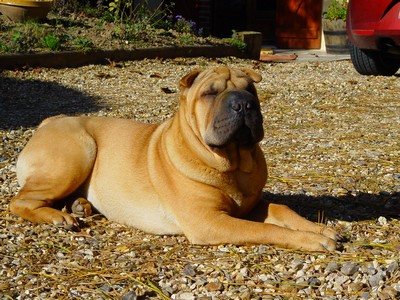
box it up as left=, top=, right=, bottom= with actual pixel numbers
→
left=166, top=107, right=256, bottom=175
left=211, top=143, right=256, bottom=173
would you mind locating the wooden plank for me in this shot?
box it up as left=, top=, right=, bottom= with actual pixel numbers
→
left=276, top=0, right=322, bottom=49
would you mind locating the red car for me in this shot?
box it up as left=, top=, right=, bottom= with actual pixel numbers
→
left=346, top=0, right=400, bottom=75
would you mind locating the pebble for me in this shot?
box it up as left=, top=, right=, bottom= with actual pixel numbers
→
left=182, top=264, right=197, bottom=277
left=291, top=259, right=304, bottom=271
left=348, top=282, right=364, bottom=292
left=121, top=291, right=137, bottom=300
left=360, top=292, right=371, bottom=300
left=325, top=261, right=340, bottom=273
left=239, top=291, right=251, bottom=300
left=368, top=273, right=384, bottom=287
left=176, top=292, right=195, bottom=300
left=295, top=270, right=305, bottom=277
left=378, top=216, right=388, bottom=226
left=341, top=262, right=359, bottom=276
left=205, top=282, right=223, bottom=292
left=380, top=286, right=399, bottom=299
left=307, top=277, right=321, bottom=287
left=258, top=274, right=269, bottom=282
left=335, top=275, right=349, bottom=285
left=387, top=261, right=399, bottom=274
left=361, top=263, right=377, bottom=275
left=240, top=267, right=248, bottom=277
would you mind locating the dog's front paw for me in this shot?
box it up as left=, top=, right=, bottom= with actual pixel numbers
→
left=296, top=231, right=338, bottom=252
left=320, top=236, right=338, bottom=251
left=50, top=210, right=80, bottom=231
left=320, top=226, right=339, bottom=240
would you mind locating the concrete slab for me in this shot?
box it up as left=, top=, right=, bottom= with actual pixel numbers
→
left=264, top=48, right=350, bottom=63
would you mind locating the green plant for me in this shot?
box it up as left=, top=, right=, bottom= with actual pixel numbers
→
left=323, top=0, right=348, bottom=21
left=108, top=0, right=135, bottom=23
left=6, top=21, right=49, bottom=52
left=174, top=15, right=192, bottom=33
left=108, top=0, right=173, bottom=28
left=0, top=21, right=8, bottom=32
left=43, top=34, right=62, bottom=50
left=173, top=15, right=202, bottom=36
left=108, top=0, right=174, bottom=43
left=95, top=19, right=105, bottom=30
left=178, top=33, right=194, bottom=45
left=126, top=22, right=147, bottom=40
left=74, top=36, right=93, bottom=52
left=107, top=0, right=172, bottom=43
left=53, top=0, right=93, bottom=17
left=0, top=42, right=9, bottom=52
left=10, top=32, right=29, bottom=52
left=224, top=31, right=247, bottom=52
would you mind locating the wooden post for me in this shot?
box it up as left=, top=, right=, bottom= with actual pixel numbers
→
left=235, top=31, right=262, bottom=59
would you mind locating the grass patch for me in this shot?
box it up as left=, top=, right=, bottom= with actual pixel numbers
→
left=42, top=34, right=62, bottom=51
left=0, top=0, right=232, bottom=54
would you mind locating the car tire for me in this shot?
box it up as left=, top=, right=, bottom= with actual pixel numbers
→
left=349, top=43, right=400, bottom=76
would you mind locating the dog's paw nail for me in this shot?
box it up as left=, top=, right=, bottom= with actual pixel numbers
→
left=63, top=223, right=80, bottom=232
left=64, top=223, right=74, bottom=230
left=335, top=242, right=344, bottom=251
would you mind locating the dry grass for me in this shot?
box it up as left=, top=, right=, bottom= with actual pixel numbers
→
left=0, top=58, right=399, bottom=299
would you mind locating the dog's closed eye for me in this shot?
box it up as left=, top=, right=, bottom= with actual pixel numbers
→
left=202, top=90, right=219, bottom=98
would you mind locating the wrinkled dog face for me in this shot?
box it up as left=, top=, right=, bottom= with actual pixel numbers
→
left=181, top=66, right=264, bottom=151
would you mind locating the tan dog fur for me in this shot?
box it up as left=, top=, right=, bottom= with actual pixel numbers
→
left=10, top=66, right=338, bottom=251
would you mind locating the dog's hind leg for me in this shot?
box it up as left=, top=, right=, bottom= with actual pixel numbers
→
left=10, top=187, right=81, bottom=227
left=9, top=117, right=96, bottom=227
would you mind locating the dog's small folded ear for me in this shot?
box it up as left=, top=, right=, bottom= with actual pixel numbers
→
left=241, top=68, right=262, bottom=83
left=179, top=69, right=202, bottom=89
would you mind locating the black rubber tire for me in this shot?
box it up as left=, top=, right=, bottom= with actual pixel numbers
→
left=349, top=43, right=400, bottom=76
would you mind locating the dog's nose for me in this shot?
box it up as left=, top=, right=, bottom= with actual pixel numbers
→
left=226, top=90, right=258, bottom=113
left=231, top=101, right=254, bottom=112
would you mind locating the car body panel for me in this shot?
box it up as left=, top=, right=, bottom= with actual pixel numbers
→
left=347, top=0, right=400, bottom=50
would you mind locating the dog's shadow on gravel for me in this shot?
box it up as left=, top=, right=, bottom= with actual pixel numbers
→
left=0, top=75, right=101, bottom=129
left=262, top=191, right=400, bottom=222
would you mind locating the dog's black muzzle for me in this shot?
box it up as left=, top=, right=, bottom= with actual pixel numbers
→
left=205, top=89, right=264, bottom=149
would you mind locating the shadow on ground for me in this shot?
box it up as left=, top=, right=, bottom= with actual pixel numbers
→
left=262, top=191, right=400, bottom=222
left=0, top=75, right=101, bottom=129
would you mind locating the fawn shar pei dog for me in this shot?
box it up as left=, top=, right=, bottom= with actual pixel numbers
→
left=10, top=66, right=339, bottom=251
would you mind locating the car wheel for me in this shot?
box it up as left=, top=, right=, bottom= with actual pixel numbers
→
left=349, top=43, right=400, bottom=76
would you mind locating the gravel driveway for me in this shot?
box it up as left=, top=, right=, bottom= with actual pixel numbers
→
left=1, top=57, right=399, bottom=299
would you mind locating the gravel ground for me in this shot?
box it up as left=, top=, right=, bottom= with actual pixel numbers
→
left=0, top=57, right=399, bottom=299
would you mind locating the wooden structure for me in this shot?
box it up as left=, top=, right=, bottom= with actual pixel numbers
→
left=172, top=0, right=323, bottom=49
